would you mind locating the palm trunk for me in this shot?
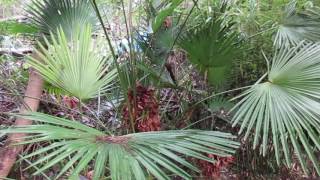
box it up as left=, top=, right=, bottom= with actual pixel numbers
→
left=0, top=65, right=43, bottom=177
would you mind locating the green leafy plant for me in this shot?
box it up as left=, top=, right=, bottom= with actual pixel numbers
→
left=1, top=112, right=239, bottom=179
left=231, top=42, right=320, bottom=175
left=178, top=19, right=240, bottom=86
left=28, top=26, right=117, bottom=101
left=27, top=0, right=98, bottom=39
left=0, top=21, right=38, bottom=35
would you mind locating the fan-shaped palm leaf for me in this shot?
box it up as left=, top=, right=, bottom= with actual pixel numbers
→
left=1, top=112, right=239, bottom=180
left=178, top=19, right=240, bottom=86
left=27, top=0, right=98, bottom=39
left=231, top=42, right=320, bottom=175
left=274, top=1, right=320, bottom=47
left=28, top=26, right=117, bottom=101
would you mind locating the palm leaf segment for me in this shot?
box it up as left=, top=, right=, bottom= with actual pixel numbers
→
left=28, top=26, right=117, bottom=101
left=274, top=1, right=320, bottom=47
left=231, top=42, right=320, bottom=175
left=27, top=0, right=98, bottom=39
left=178, top=19, right=239, bottom=85
left=2, top=112, right=239, bottom=180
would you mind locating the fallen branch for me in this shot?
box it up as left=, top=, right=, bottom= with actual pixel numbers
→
left=0, top=48, right=33, bottom=57
left=0, top=54, right=43, bottom=177
left=0, top=16, right=27, bottom=23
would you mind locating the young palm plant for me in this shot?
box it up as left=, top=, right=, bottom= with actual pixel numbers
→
left=231, top=42, right=320, bottom=175
left=28, top=26, right=117, bottom=101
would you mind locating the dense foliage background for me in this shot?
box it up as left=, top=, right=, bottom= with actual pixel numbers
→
left=1, top=0, right=320, bottom=179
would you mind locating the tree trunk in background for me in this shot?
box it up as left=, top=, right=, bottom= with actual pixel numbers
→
left=0, top=66, right=43, bottom=178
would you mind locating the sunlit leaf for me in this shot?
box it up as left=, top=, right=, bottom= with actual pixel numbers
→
left=231, top=42, right=320, bottom=175
left=28, top=26, right=117, bottom=100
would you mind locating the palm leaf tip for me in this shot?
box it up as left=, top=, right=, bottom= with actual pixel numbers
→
left=2, top=112, right=239, bottom=179
left=231, top=42, right=320, bottom=175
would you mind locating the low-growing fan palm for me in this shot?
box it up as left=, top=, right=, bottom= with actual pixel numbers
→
left=274, top=1, right=320, bottom=47
left=28, top=26, right=117, bottom=101
left=178, top=19, right=239, bottom=86
left=1, top=112, right=239, bottom=180
left=231, top=42, right=320, bottom=175
left=27, top=0, right=98, bottom=39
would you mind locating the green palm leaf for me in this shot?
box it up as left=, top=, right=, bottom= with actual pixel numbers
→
left=28, top=26, right=117, bottom=101
left=274, top=1, right=320, bottom=47
left=178, top=19, right=240, bottom=86
left=1, top=112, right=239, bottom=180
left=27, top=0, right=98, bottom=39
left=231, top=42, right=320, bottom=175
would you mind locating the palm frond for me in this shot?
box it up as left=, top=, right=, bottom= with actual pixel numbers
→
left=274, top=1, right=320, bottom=47
left=231, top=42, right=320, bottom=175
left=27, top=0, right=98, bottom=39
left=178, top=19, right=240, bottom=86
left=28, top=26, right=117, bottom=101
left=1, top=112, right=239, bottom=180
